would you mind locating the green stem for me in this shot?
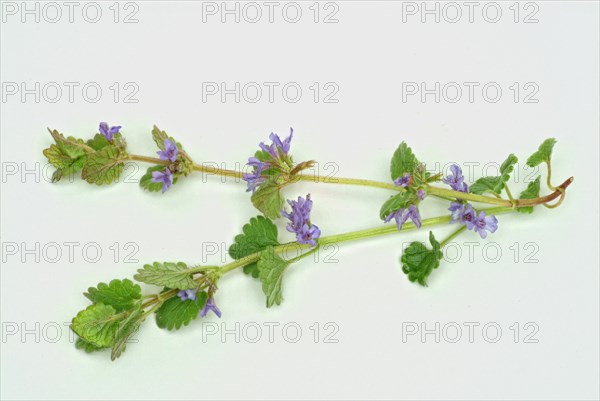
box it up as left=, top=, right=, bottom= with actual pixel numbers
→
left=427, top=177, right=573, bottom=208
left=135, top=205, right=529, bottom=314
left=141, top=302, right=163, bottom=318
left=128, top=154, right=573, bottom=208
left=295, top=174, right=397, bottom=190
left=439, top=225, right=468, bottom=248
left=427, top=185, right=509, bottom=206
left=288, top=245, right=321, bottom=264
left=504, top=185, right=516, bottom=205
left=545, top=161, right=556, bottom=190
left=129, top=154, right=398, bottom=190
left=219, top=206, right=513, bottom=276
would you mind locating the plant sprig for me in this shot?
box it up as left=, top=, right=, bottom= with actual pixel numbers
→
left=43, top=125, right=572, bottom=360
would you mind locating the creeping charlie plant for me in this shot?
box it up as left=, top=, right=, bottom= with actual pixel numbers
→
left=42, top=123, right=572, bottom=360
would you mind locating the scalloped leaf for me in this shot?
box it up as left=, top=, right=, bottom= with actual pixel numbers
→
left=134, top=262, right=198, bottom=290
left=71, top=303, right=120, bottom=348
left=155, top=291, right=208, bottom=330
left=84, top=279, right=142, bottom=313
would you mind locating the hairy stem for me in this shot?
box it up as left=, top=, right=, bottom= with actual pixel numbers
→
left=220, top=206, right=513, bottom=276
left=427, top=177, right=573, bottom=207
left=129, top=154, right=573, bottom=209
left=136, top=204, right=539, bottom=313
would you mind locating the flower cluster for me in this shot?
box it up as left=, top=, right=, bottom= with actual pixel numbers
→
left=385, top=204, right=422, bottom=231
left=449, top=202, right=498, bottom=239
left=243, top=128, right=293, bottom=192
left=150, top=139, right=180, bottom=193
left=260, top=129, right=293, bottom=159
left=99, top=122, right=121, bottom=141
left=177, top=288, right=222, bottom=318
left=443, top=164, right=469, bottom=193
left=394, top=173, right=412, bottom=188
left=157, top=139, right=178, bottom=162
left=281, top=193, right=321, bottom=246
left=243, top=157, right=269, bottom=192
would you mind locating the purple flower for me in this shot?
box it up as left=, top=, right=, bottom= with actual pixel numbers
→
left=282, top=194, right=313, bottom=232
left=151, top=168, right=174, bottom=193
left=157, top=139, right=178, bottom=162
left=200, top=295, right=222, bottom=318
left=177, top=288, right=197, bottom=301
left=404, top=205, right=422, bottom=228
left=449, top=202, right=499, bottom=238
left=417, top=189, right=426, bottom=200
left=259, top=128, right=293, bottom=160
left=448, top=202, right=465, bottom=223
left=394, top=173, right=412, bottom=188
left=442, top=164, right=469, bottom=193
left=243, top=157, right=270, bottom=192
left=460, top=204, right=478, bottom=229
left=472, top=211, right=498, bottom=239
left=281, top=194, right=320, bottom=247
left=298, top=223, right=321, bottom=247
left=99, top=122, right=121, bottom=141
left=385, top=204, right=422, bottom=231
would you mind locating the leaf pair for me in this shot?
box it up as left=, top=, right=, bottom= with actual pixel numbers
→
left=43, top=128, right=129, bottom=185
left=139, top=126, right=193, bottom=193
left=381, top=142, right=431, bottom=220
left=228, top=216, right=292, bottom=307
left=469, top=139, right=554, bottom=212
left=72, top=279, right=144, bottom=360
left=229, top=216, right=280, bottom=278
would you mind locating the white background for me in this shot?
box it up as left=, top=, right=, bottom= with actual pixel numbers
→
left=1, top=1, right=599, bottom=399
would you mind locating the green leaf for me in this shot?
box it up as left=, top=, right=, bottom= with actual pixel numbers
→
left=152, top=125, right=177, bottom=150
left=243, top=263, right=260, bottom=278
left=46, top=152, right=86, bottom=183
left=390, top=142, right=419, bottom=181
left=75, top=337, right=105, bottom=353
left=45, top=129, right=91, bottom=158
left=251, top=180, right=285, bottom=219
left=469, top=154, right=518, bottom=195
left=257, top=246, right=290, bottom=307
left=155, top=291, right=208, bottom=330
left=526, top=138, right=557, bottom=167
left=400, top=231, right=443, bottom=286
left=229, top=216, right=279, bottom=260
left=81, top=145, right=128, bottom=185
left=43, top=129, right=90, bottom=182
left=499, top=153, right=518, bottom=183
left=84, top=279, right=142, bottom=313
left=517, top=176, right=541, bottom=214
left=111, top=306, right=144, bottom=360
left=134, top=262, right=198, bottom=290
left=151, top=125, right=194, bottom=176
left=470, top=176, right=503, bottom=195
left=71, top=303, right=121, bottom=348
left=139, top=165, right=166, bottom=192
left=379, top=191, right=418, bottom=220
left=43, top=143, right=85, bottom=168
left=230, top=215, right=279, bottom=279
left=86, top=133, right=111, bottom=151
